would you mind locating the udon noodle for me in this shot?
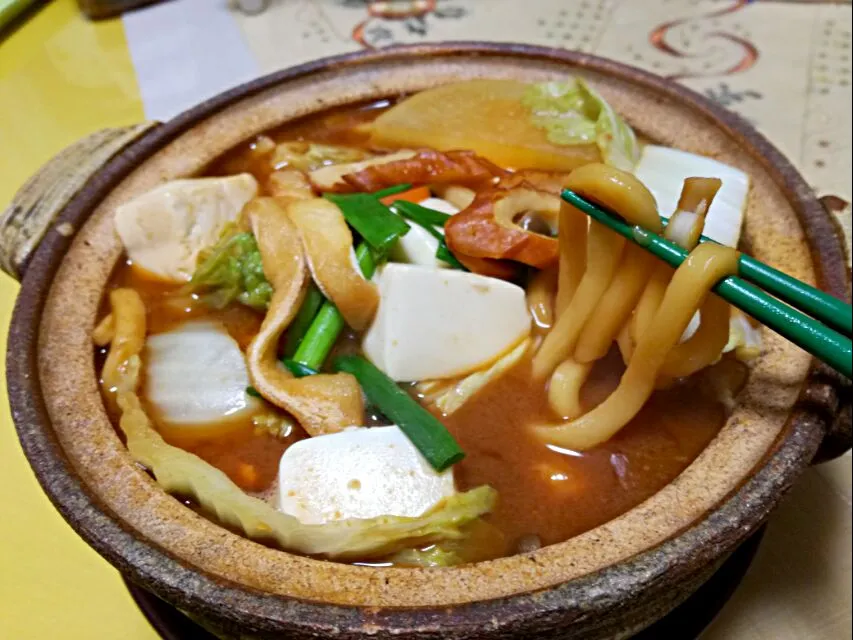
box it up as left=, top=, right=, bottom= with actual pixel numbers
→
left=532, top=166, right=738, bottom=449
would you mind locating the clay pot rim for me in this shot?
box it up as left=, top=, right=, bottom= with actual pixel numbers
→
left=6, top=43, right=848, bottom=635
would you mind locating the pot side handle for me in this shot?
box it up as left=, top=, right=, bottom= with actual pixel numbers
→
left=809, top=195, right=852, bottom=464
left=805, top=364, right=851, bottom=464
left=0, top=122, right=159, bottom=281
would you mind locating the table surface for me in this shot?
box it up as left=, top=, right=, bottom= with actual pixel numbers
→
left=0, top=1, right=850, bottom=639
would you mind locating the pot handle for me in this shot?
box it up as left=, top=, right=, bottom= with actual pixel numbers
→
left=809, top=195, right=852, bottom=464
left=0, top=122, right=159, bottom=281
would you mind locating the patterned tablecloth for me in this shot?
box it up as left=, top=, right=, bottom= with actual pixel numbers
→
left=122, top=0, right=853, bottom=245
left=0, top=1, right=850, bottom=639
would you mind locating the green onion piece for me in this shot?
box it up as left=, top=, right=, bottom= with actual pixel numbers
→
left=282, top=359, right=320, bottom=378
left=282, top=283, right=325, bottom=357
left=393, top=200, right=453, bottom=227
left=372, top=183, right=413, bottom=199
left=291, top=243, right=376, bottom=370
left=292, top=305, right=345, bottom=371
left=246, top=386, right=262, bottom=398
left=325, top=193, right=410, bottom=253
left=435, top=242, right=467, bottom=271
left=392, top=201, right=466, bottom=270
left=332, top=355, right=465, bottom=471
left=354, top=242, right=379, bottom=278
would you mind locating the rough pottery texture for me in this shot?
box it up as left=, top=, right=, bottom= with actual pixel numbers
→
left=4, top=44, right=851, bottom=639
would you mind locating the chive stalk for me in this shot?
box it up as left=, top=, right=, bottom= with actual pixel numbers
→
left=392, top=200, right=452, bottom=227
left=392, top=201, right=467, bottom=271
left=291, top=243, right=376, bottom=370
left=282, top=359, right=320, bottom=378
left=372, top=183, right=413, bottom=199
left=282, top=283, right=325, bottom=357
left=324, top=193, right=410, bottom=253
left=332, top=355, right=465, bottom=471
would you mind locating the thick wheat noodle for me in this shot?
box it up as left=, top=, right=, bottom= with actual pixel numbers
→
left=531, top=216, right=623, bottom=380
left=660, top=292, right=730, bottom=378
left=554, top=199, right=587, bottom=317
left=573, top=246, right=658, bottom=363
left=548, top=359, right=593, bottom=419
left=624, top=178, right=727, bottom=376
left=532, top=164, right=659, bottom=381
left=631, top=263, right=671, bottom=343
left=629, top=178, right=722, bottom=352
left=100, top=289, right=146, bottom=400
left=92, top=313, right=115, bottom=347
left=656, top=179, right=728, bottom=377
left=527, top=265, right=558, bottom=329
left=616, top=324, right=634, bottom=362
left=534, top=243, right=740, bottom=450
left=618, top=289, right=728, bottom=384
left=669, top=178, right=720, bottom=246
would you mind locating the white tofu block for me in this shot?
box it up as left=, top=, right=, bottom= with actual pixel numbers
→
left=115, top=174, right=258, bottom=281
left=362, top=264, right=531, bottom=381
left=277, top=425, right=455, bottom=524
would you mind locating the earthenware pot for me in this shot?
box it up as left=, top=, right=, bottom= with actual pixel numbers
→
left=3, top=43, right=850, bottom=640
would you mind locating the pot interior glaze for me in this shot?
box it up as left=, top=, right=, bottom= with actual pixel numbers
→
left=5, top=43, right=848, bottom=638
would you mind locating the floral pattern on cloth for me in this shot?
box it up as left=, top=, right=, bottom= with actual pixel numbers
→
left=231, top=0, right=851, bottom=251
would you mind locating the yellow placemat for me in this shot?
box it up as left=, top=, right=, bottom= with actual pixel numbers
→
left=0, top=1, right=156, bottom=638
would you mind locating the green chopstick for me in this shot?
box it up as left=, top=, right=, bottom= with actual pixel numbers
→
left=562, top=190, right=853, bottom=379
left=659, top=218, right=852, bottom=335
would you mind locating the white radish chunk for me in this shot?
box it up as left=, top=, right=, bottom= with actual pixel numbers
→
left=636, top=146, right=752, bottom=347
left=634, top=145, right=749, bottom=248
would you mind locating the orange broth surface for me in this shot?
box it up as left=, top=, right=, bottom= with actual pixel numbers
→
left=99, top=101, right=736, bottom=563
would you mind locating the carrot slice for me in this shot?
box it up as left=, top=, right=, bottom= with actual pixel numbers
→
left=237, top=463, right=260, bottom=490
left=379, top=186, right=431, bottom=206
